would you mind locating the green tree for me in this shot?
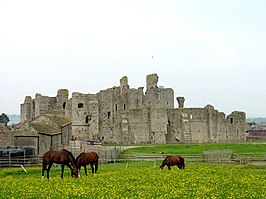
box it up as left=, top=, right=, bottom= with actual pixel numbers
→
left=0, top=113, right=10, bottom=126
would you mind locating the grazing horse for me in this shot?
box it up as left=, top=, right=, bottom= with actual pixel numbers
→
left=42, top=149, right=79, bottom=179
left=76, top=151, right=99, bottom=176
left=160, top=155, right=185, bottom=170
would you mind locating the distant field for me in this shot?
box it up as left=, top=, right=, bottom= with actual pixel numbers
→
left=121, top=143, right=266, bottom=155
left=0, top=162, right=265, bottom=198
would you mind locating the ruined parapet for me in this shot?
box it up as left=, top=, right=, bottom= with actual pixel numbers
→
left=120, top=76, right=129, bottom=91
left=204, top=104, right=215, bottom=110
left=176, top=97, right=185, bottom=108
left=20, top=96, right=32, bottom=122
left=57, top=89, right=69, bottom=96
left=56, top=89, right=69, bottom=110
left=146, top=73, right=158, bottom=90
left=34, top=93, right=49, bottom=117
left=226, top=111, right=246, bottom=142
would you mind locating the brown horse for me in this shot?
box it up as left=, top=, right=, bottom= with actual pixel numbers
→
left=42, top=149, right=79, bottom=179
left=160, top=155, right=185, bottom=170
left=76, top=151, right=99, bottom=176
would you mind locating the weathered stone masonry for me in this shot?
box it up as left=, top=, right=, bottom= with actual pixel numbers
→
left=20, top=73, right=246, bottom=145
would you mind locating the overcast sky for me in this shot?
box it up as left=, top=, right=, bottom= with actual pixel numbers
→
left=0, top=0, right=265, bottom=118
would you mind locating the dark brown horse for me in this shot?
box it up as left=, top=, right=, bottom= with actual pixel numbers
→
left=76, top=151, right=99, bottom=176
left=42, top=149, right=79, bottom=179
left=160, top=155, right=185, bottom=170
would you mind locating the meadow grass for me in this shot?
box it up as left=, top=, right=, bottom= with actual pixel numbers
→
left=0, top=162, right=265, bottom=198
left=121, top=143, right=266, bottom=155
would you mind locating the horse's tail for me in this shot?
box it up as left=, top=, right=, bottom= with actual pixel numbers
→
left=179, top=156, right=185, bottom=169
left=93, top=152, right=99, bottom=166
left=92, top=152, right=99, bottom=173
left=42, top=151, right=48, bottom=164
left=42, top=151, right=49, bottom=177
left=95, top=152, right=99, bottom=163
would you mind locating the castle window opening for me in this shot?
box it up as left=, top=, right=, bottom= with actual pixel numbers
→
left=115, top=104, right=118, bottom=111
left=230, top=118, right=234, bottom=124
left=62, top=102, right=66, bottom=109
left=85, top=116, right=89, bottom=123
left=107, top=112, right=111, bottom=119
left=190, top=115, right=193, bottom=119
left=124, top=104, right=126, bottom=110
left=78, top=103, right=83, bottom=108
left=166, top=101, right=168, bottom=105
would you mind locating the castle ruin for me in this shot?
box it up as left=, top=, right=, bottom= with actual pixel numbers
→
left=20, top=73, right=246, bottom=145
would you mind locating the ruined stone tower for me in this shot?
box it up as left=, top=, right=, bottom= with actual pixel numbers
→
left=20, top=73, right=246, bottom=144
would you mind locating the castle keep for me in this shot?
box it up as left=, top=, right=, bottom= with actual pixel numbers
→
left=20, top=73, right=246, bottom=146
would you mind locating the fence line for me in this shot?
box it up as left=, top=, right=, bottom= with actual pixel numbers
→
left=1, top=148, right=265, bottom=168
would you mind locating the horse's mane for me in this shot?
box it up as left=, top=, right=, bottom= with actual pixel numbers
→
left=76, top=152, right=84, bottom=160
left=62, top=149, right=75, bottom=160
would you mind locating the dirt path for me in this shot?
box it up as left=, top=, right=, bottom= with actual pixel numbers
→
left=251, top=161, right=266, bottom=166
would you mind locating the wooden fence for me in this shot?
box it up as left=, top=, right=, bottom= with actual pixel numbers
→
left=0, top=147, right=265, bottom=168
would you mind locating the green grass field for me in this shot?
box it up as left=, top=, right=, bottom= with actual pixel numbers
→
left=1, top=162, right=265, bottom=198
left=121, top=143, right=266, bottom=155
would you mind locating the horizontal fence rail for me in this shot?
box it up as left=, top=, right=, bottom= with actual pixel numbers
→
left=0, top=146, right=265, bottom=168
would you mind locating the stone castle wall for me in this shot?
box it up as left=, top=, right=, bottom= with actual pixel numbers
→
left=20, top=73, right=246, bottom=144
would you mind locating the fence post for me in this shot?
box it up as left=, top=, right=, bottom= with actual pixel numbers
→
left=154, top=159, right=156, bottom=169
left=126, top=159, right=129, bottom=169
left=9, top=148, right=11, bottom=167
left=105, top=150, right=107, bottom=163
left=24, top=149, right=26, bottom=165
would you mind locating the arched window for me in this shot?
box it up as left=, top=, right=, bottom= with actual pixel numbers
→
left=78, top=103, right=83, bottom=108
left=62, top=102, right=66, bottom=109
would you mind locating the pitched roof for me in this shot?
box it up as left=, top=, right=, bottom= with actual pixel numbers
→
left=14, top=114, right=71, bottom=136
left=249, top=124, right=266, bottom=132
left=42, top=114, right=71, bottom=126
left=30, top=121, right=60, bottom=135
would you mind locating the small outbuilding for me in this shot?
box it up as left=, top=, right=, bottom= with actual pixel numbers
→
left=14, top=114, right=72, bottom=155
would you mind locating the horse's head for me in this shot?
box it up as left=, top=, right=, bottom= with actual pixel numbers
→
left=71, top=167, right=79, bottom=178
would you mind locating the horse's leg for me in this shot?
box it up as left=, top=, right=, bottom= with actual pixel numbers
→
left=47, top=163, right=53, bottom=179
left=84, top=165, right=87, bottom=176
left=65, top=163, right=73, bottom=176
left=90, top=163, right=94, bottom=174
left=42, top=163, right=47, bottom=179
left=95, top=162, right=98, bottom=173
left=167, top=165, right=171, bottom=170
left=61, top=164, right=65, bottom=179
